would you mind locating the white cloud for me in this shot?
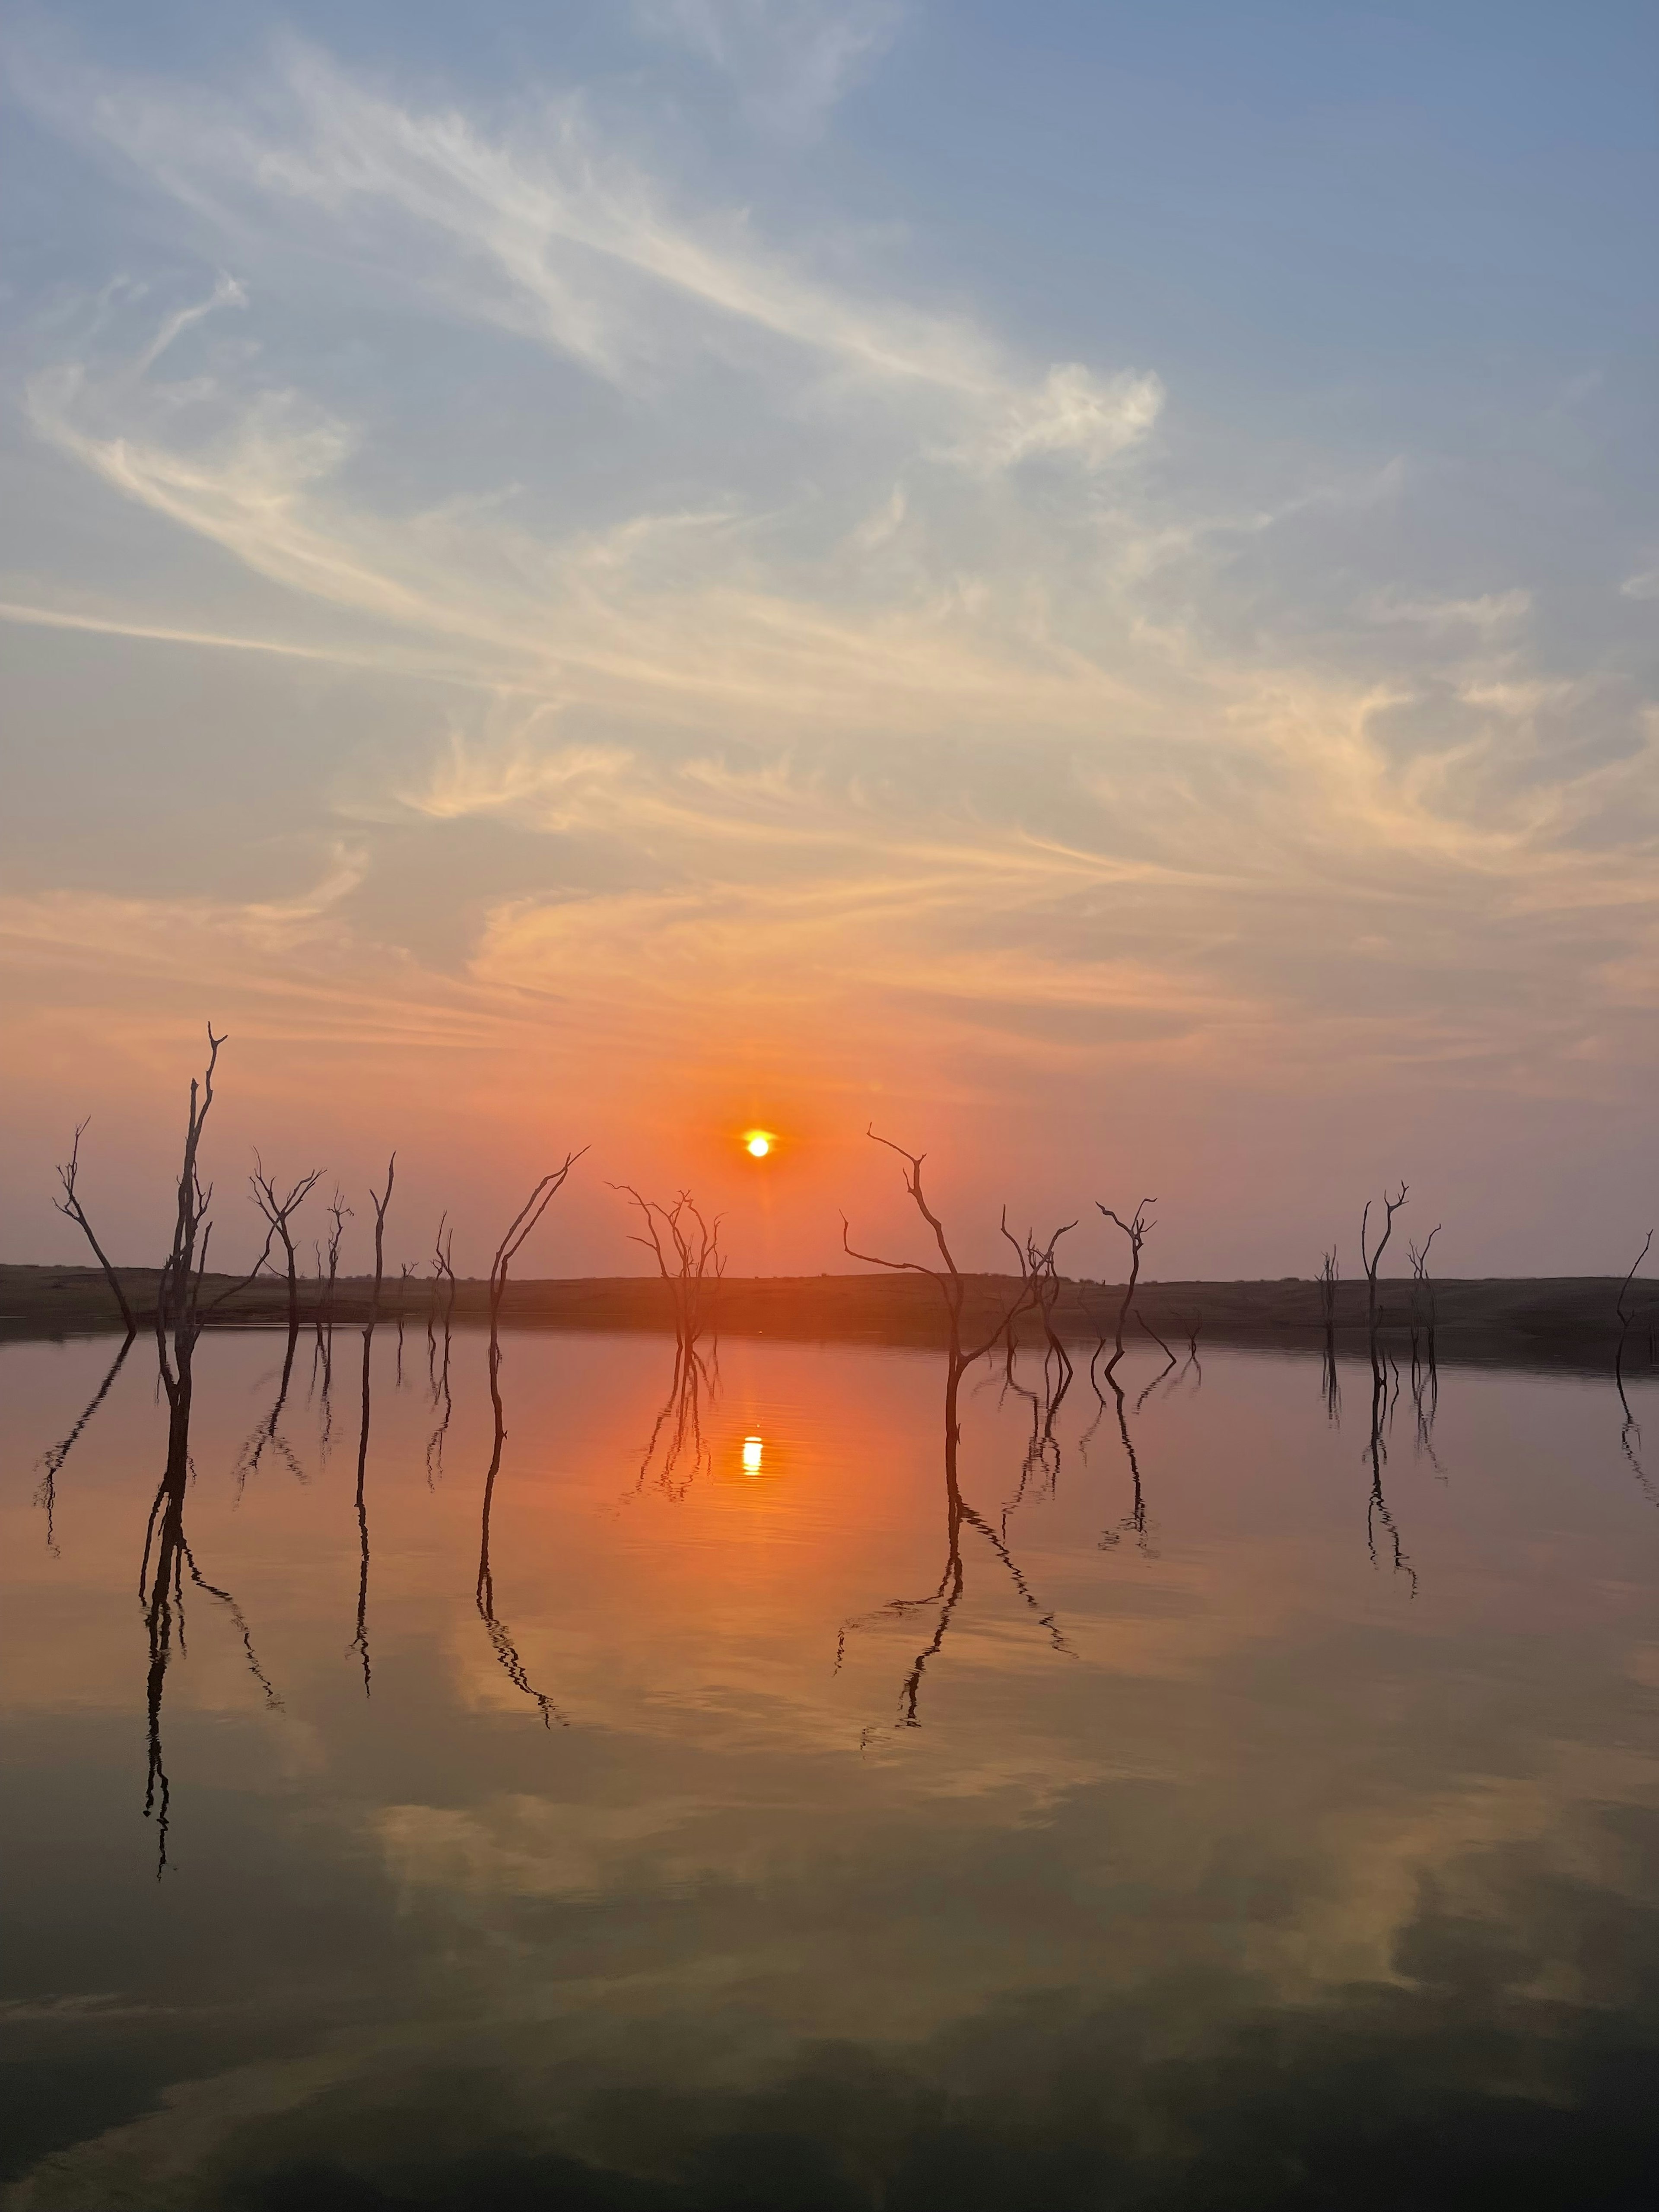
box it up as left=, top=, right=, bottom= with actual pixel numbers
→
left=961, top=362, right=1166, bottom=474
left=1364, top=588, right=1532, bottom=635
left=636, top=0, right=902, bottom=135
left=33, top=40, right=1156, bottom=477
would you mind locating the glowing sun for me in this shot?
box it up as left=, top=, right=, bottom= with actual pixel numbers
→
left=743, top=1129, right=775, bottom=1159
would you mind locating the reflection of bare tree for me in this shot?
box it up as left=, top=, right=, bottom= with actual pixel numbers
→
left=613, top=1185, right=727, bottom=1502
left=232, top=1321, right=305, bottom=1495
left=35, top=1329, right=137, bottom=1554
left=141, top=1028, right=279, bottom=1874
left=1615, top=1231, right=1655, bottom=1503
left=1406, top=1228, right=1444, bottom=1471
left=311, top=1319, right=336, bottom=1463
left=1178, top=1316, right=1204, bottom=1393
left=1363, top=1339, right=1417, bottom=1595
left=1322, top=1341, right=1343, bottom=1427
left=141, top=1339, right=280, bottom=1876
left=1134, top=1316, right=1179, bottom=1411
left=348, top=1157, right=395, bottom=1696
left=634, top=1336, right=717, bottom=1501
left=1087, top=1356, right=1154, bottom=1555
left=476, top=1335, right=566, bottom=1728
left=349, top=1320, right=375, bottom=1695
left=838, top=1131, right=1065, bottom=1731
left=838, top=1354, right=1070, bottom=1733
left=473, top=1156, right=585, bottom=1723
left=996, top=1220, right=1075, bottom=1528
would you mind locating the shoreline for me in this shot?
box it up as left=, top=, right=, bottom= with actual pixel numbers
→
left=3, top=1264, right=1654, bottom=1378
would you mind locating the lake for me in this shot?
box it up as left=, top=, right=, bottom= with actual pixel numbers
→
left=3, top=1323, right=1657, bottom=2209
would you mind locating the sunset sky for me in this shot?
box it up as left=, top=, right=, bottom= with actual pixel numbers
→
left=2, top=0, right=1655, bottom=1281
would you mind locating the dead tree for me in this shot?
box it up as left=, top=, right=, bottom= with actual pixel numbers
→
left=1360, top=1182, right=1408, bottom=1337
left=1406, top=1226, right=1440, bottom=1364
left=842, top=1127, right=1039, bottom=1416
left=1098, top=1198, right=1155, bottom=1365
left=366, top=1154, right=395, bottom=1322
left=249, top=1157, right=323, bottom=1332
left=1093, top=1197, right=1156, bottom=1385
left=487, top=1153, right=586, bottom=1339
left=155, top=1025, right=226, bottom=1346
left=611, top=1185, right=727, bottom=1351
left=1617, top=1230, right=1653, bottom=1340
left=321, top=1190, right=351, bottom=1325
left=425, top=1215, right=457, bottom=1487
left=1318, top=1247, right=1339, bottom=1334
left=52, top=1120, right=137, bottom=1333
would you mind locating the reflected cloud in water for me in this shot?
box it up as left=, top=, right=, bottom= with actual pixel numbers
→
left=5, top=1319, right=1659, bottom=2202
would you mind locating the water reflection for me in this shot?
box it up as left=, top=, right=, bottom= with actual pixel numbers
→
left=232, top=1321, right=304, bottom=1492
left=140, top=1306, right=281, bottom=1873
left=475, top=1327, right=566, bottom=1728
left=33, top=1327, right=134, bottom=1554
left=839, top=1340, right=1071, bottom=1733
left=349, top=1318, right=374, bottom=1694
left=8, top=1321, right=1659, bottom=2204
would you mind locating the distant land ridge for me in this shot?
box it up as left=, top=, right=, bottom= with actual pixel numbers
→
left=3, top=1265, right=1654, bottom=1375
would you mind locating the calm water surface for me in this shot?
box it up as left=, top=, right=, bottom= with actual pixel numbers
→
left=3, top=1325, right=1658, bottom=2209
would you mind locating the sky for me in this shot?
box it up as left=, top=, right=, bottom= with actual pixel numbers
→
left=1, top=0, right=1656, bottom=1284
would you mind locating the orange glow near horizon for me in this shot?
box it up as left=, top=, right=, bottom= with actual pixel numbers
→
left=743, top=1129, right=775, bottom=1159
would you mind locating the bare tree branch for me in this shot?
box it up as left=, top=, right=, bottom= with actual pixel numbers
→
left=53, top=1121, right=135, bottom=1333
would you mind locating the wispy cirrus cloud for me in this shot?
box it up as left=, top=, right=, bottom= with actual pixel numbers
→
left=23, top=38, right=1157, bottom=476
left=636, top=0, right=902, bottom=136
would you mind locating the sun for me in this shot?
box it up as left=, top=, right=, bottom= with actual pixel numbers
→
left=742, top=1128, right=775, bottom=1159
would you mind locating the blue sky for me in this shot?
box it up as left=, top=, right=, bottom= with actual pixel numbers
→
left=1, top=0, right=1655, bottom=1276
